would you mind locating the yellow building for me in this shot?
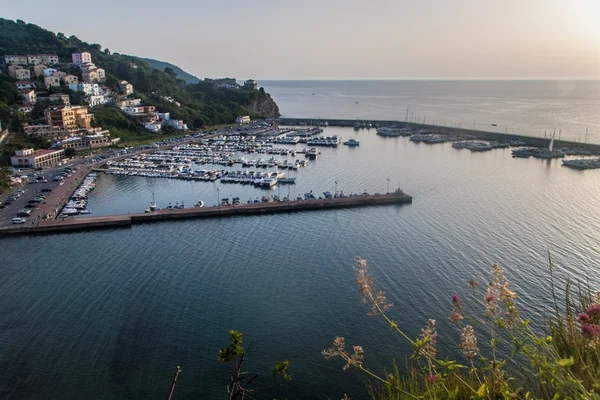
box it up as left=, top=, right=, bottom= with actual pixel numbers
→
left=44, top=76, right=61, bottom=89
left=33, top=64, right=48, bottom=78
left=45, top=106, right=92, bottom=130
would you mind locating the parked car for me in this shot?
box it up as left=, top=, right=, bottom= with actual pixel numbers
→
left=12, top=217, right=26, bottom=224
left=17, top=211, right=31, bottom=217
left=41, top=188, right=52, bottom=193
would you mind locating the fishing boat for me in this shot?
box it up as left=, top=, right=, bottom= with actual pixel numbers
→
left=278, top=177, right=296, bottom=184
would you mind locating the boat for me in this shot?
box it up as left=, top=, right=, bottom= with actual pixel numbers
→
left=260, top=177, right=278, bottom=187
left=61, top=208, right=79, bottom=216
left=79, top=209, right=92, bottom=214
left=149, top=193, right=157, bottom=212
left=305, top=148, right=319, bottom=160
left=376, top=127, right=410, bottom=137
left=562, top=158, right=600, bottom=170
left=278, top=177, right=296, bottom=184
left=343, top=138, right=360, bottom=146
left=194, top=200, right=205, bottom=207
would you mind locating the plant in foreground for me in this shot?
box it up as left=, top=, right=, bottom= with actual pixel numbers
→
left=323, top=257, right=600, bottom=399
left=218, top=330, right=291, bottom=400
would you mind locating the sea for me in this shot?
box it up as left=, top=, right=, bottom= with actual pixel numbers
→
left=1, top=81, right=600, bottom=399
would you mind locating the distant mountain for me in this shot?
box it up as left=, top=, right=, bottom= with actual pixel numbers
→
left=140, top=58, right=200, bottom=84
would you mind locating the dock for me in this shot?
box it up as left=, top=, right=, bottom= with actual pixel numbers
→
left=0, top=191, right=412, bottom=236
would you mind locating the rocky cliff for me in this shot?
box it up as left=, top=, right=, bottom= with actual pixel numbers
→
left=244, top=91, right=280, bottom=118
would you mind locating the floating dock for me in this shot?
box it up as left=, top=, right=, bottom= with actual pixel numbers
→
left=0, top=191, right=412, bottom=236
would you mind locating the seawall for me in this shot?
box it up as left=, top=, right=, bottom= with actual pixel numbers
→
left=0, top=192, right=412, bottom=236
left=278, top=118, right=600, bottom=154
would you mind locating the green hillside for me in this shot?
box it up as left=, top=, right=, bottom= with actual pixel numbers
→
left=140, top=58, right=200, bottom=84
left=0, top=18, right=279, bottom=136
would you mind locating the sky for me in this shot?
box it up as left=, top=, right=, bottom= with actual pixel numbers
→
left=2, top=0, right=600, bottom=80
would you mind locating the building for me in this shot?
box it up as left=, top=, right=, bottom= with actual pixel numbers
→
left=27, top=55, right=41, bottom=65
left=119, top=80, right=134, bottom=95
left=88, top=95, right=108, bottom=107
left=63, top=75, right=78, bottom=85
left=82, top=70, right=98, bottom=83
left=96, top=68, right=105, bottom=81
left=244, top=79, right=257, bottom=90
left=144, top=122, right=162, bottom=132
left=4, top=55, right=28, bottom=66
left=18, top=89, right=37, bottom=104
left=49, top=93, right=70, bottom=106
left=39, top=54, right=59, bottom=65
left=118, top=98, right=142, bottom=107
left=121, top=106, right=145, bottom=115
left=11, top=68, right=31, bottom=80
left=167, top=119, right=188, bottom=130
left=45, top=106, right=93, bottom=130
left=25, top=124, right=72, bottom=141
left=59, top=131, right=118, bottom=150
left=52, top=71, right=67, bottom=79
left=16, top=81, right=35, bottom=90
left=44, top=76, right=61, bottom=89
left=72, top=52, right=92, bottom=66
left=236, top=115, right=251, bottom=124
left=42, top=68, right=58, bottom=77
left=68, top=83, right=100, bottom=96
left=210, top=78, right=238, bottom=89
left=18, top=105, right=34, bottom=114
left=11, top=148, right=65, bottom=169
left=33, top=64, right=48, bottom=78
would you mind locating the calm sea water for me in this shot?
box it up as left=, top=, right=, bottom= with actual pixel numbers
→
left=261, top=80, right=600, bottom=143
left=1, top=104, right=600, bottom=397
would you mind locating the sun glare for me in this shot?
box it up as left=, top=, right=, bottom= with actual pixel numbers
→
left=575, top=0, right=600, bottom=40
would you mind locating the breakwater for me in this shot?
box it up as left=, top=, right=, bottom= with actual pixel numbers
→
left=278, top=118, right=600, bottom=154
left=1, top=191, right=412, bottom=236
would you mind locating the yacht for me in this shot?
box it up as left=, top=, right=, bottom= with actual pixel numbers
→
left=61, top=208, right=79, bottom=216
left=377, top=127, right=407, bottom=137
left=343, top=138, right=360, bottom=146
left=278, top=177, right=296, bottom=184
left=305, top=148, right=319, bottom=160
left=260, top=177, right=278, bottom=187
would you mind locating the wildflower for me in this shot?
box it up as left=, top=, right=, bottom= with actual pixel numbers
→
left=577, top=313, right=591, bottom=323
left=418, top=319, right=438, bottom=359
left=322, top=337, right=366, bottom=371
left=580, top=324, right=598, bottom=339
left=484, top=290, right=496, bottom=303
left=449, top=309, right=464, bottom=323
left=427, top=374, right=437, bottom=384
left=586, top=304, right=600, bottom=317
left=451, top=294, right=461, bottom=307
left=355, top=257, right=392, bottom=316
left=469, top=279, right=479, bottom=289
left=459, top=325, right=480, bottom=360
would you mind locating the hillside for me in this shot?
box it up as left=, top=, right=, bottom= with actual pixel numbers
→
left=140, top=58, right=200, bottom=84
left=0, top=18, right=279, bottom=137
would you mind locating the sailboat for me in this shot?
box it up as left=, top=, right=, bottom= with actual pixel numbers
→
left=145, top=192, right=158, bottom=213
left=533, top=130, right=564, bottom=159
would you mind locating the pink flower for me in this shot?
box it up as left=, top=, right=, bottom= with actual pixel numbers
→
left=580, top=324, right=598, bottom=339
left=577, top=313, right=591, bottom=323
left=586, top=304, right=600, bottom=317
left=451, top=294, right=461, bottom=307
left=484, top=291, right=496, bottom=303
left=427, top=374, right=437, bottom=384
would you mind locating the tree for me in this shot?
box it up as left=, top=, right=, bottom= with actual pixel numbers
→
left=9, top=110, right=27, bottom=133
left=164, top=67, right=177, bottom=79
left=64, top=148, right=76, bottom=158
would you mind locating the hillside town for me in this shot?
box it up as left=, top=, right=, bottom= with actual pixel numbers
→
left=3, top=51, right=192, bottom=156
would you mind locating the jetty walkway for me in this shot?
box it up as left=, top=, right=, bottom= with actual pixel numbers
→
left=1, top=191, right=412, bottom=236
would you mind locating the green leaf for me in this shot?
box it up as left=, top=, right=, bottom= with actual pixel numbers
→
left=557, top=357, right=574, bottom=367
left=477, top=383, right=487, bottom=397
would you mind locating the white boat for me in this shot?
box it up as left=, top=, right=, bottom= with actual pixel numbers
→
left=376, top=127, right=405, bottom=137
left=194, top=200, right=205, bottom=207
left=79, top=209, right=92, bottom=214
left=343, top=138, right=360, bottom=146
left=260, top=177, right=278, bottom=187
left=61, top=208, right=79, bottom=216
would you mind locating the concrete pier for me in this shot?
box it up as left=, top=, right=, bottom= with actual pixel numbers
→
left=0, top=191, right=412, bottom=236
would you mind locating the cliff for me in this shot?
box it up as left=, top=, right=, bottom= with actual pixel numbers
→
left=244, top=90, right=280, bottom=118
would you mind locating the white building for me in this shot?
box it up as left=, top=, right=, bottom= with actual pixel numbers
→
left=18, top=89, right=37, bottom=104
left=144, top=123, right=162, bottom=132
left=16, top=81, right=36, bottom=91
left=43, top=68, right=58, bottom=77
left=236, top=115, right=251, bottom=124
left=88, top=95, right=108, bottom=107
left=69, top=83, right=101, bottom=96
left=11, top=148, right=65, bottom=169
left=167, top=119, right=188, bottom=130
left=72, top=52, right=92, bottom=66
left=118, top=98, right=142, bottom=107
left=121, top=106, right=145, bottom=115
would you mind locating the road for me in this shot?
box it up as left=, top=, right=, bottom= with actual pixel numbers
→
left=0, top=122, right=267, bottom=229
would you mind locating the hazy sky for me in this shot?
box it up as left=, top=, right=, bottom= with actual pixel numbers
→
left=3, top=0, right=600, bottom=80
